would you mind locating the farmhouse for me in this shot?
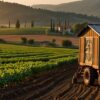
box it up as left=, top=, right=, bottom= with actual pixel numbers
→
left=78, top=24, right=100, bottom=70
left=56, top=23, right=71, bottom=34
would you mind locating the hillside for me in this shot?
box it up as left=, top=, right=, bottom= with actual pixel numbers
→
left=0, top=1, right=100, bottom=26
left=32, top=0, right=100, bottom=18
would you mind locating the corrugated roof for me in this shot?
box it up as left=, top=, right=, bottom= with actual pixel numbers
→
left=88, top=24, right=100, bottom=35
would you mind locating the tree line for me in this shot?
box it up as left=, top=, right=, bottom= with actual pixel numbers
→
left=8, top=19, right=34, bottom=28
left=50, top=18, right=88, bottom=35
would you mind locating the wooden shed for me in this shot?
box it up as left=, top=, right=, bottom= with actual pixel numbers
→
left=78, top=24, right=100, bottom=70
left=72, top=24, right=100, bottom=86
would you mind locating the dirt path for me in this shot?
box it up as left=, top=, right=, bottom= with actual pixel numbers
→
left=0, top=62, right=100, bottom=100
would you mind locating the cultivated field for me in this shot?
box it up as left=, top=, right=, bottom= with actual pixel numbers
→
left=0, top=43, right=78, bottom=99
left=0, top=44, right=100, bottom=99
left=0, top=44, right=78, bottom=86
left=0, top=35, right=79, bottom=46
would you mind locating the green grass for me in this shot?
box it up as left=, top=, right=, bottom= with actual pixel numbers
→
left=0, top=44, right=78, bottom=86
left=0, top=27, right=49, bottom=35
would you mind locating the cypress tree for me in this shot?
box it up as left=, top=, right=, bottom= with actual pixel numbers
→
left=50, top=19, right=53, bottom=31
left=8, top=20, right=10, bottom=28
left=31, top=21, right=34, bottom=28
left=16, top=19, right=20, bottom=28
left=24, top=21, right=26, bottom=28
left=52, top=21, right=55, bottom=31
left=65, top=20, right=67, bottom=30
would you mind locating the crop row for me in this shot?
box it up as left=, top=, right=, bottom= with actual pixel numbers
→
left=0, top=54, right=73, bottom=64
left=0, top=44, right=78, bottom=54
left=0, top=52, right=53, bottom=58
left=0, top=44, right=78, bottom=87
left=0, top=57, right=77, bottom=86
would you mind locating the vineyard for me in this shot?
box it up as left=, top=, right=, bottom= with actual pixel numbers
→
left=0, top=44, right=78, bottom=87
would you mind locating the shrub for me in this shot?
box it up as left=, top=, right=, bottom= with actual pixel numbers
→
left=62, top=40, right=72, bottom=47
left=28, top=39, right=34, bottom=44
left=21, top=37, right=27, bottom=44
left=52, top=38, right=56, bottom=43
left=0, top=26, right=8, bottom=28
left=0, top=39, right=6, bottom=43
left=49, top=42, right=56, bottom=47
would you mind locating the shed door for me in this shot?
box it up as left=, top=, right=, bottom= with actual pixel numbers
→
left=85, top=37, right=93, bottom=65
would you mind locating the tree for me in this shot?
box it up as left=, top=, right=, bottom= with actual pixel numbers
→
left=0, top=39, right=6, bottom=43
left=52, top=21, right=55, bottom=31
left=52, top=38, right=56, bottom=44
left=31, top=21, right=34, bottom=28
left=64, top=20, right=67, bottom=30
left=58, top=19, right=61, bottom=27
left=24, top=21, right=26, bottom=28
left=28, top=39, right=34, bottom=44
left=72, top=22, right=88, bottom=34
left=8, top=20, right=10, bottom=28
left=21, top=37, right=27, bottom=44
left=16, top=19, right=20, bottom=28
left=62, top=40, right=72, bottom=47
left=50, top=19, right=53, bottom=31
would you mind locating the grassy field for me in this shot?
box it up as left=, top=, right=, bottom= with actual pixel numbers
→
left=0, top=44, right=78, bottom=86
left=0, top=27, right=49, bottom=35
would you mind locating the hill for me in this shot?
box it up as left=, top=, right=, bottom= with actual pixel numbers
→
left=32, top=0, right=100, bottom=18
left=0, top=1, right=100, bottom=26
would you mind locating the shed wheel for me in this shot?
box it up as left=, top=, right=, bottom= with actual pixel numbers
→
left=83, top=67, right=96, bottom=86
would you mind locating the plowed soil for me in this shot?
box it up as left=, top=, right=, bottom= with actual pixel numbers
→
left=0, top=35, right=78, bottom=46
left=0, top=62, right=100, bottom=100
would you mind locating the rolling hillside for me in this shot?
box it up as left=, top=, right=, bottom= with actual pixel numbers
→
left=32, top=0, right=100, bottom=18
left=0, top=1, right=100, bottom=26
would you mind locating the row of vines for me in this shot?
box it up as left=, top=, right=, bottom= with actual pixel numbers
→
left=0, top=44, right=78, bottom=87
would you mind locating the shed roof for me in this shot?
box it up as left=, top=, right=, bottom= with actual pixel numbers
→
left=78, top=24, right=100, bottom=37
left=88, top=24, right=100, bottom=35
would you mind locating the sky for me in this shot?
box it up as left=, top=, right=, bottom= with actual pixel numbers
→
left=4, top=0, right=81, bottom=6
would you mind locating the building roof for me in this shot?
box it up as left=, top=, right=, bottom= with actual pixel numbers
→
left=88, top=24, right=100, bottom=35
left=78, top=24, right=100, bottom=37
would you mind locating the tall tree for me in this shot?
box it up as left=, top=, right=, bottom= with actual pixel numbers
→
left=8, top=20, right=10, bottom=28
left=58, top=19, right=61, bottom=27
left=64, top=20, right=67, bottom=30
left=24, top=21, right=26, bottom=28
left=52, top=21, right=55, bottom=31
left=50, top=19, right=53, bottom=31
left=16, top=19, right=20, bottom=28
left=31, top=20, right=34, bottom=28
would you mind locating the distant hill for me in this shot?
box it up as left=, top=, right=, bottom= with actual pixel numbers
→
left=0, top=1, right=100, bottom=27
left=32, top=0, right=100, bottom=18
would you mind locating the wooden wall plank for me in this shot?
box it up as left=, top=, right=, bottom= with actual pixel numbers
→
left=79, top=27, right=99, bottom=69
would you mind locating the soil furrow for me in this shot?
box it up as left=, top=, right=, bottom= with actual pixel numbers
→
left=68, top=84, right=82, bottom=99
left=59, top=84, right=77, bottom=99
left=16, top=70, right=69, bottom=100
left=86, top=87, right=98, bottom=99
left=93, top=88, right=100, bottom=100
left=79, top=87, right=92, bottom=99
left=2, top=63, right=97, bottom=100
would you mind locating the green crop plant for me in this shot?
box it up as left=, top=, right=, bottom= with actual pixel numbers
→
left=0, top=44, right=78, bottom=87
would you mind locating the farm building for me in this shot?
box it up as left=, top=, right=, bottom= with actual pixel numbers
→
left=57, top=22, right=71, bottom=34
left=78, top=24, right=100, bottom=69
left=72, top=24, right=100, bottom=86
